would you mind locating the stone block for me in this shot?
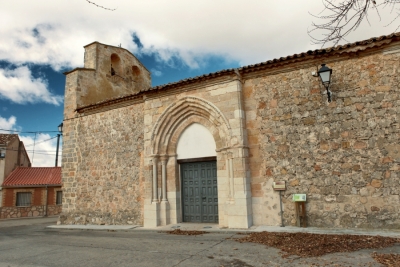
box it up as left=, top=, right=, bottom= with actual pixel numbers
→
left=303, top=117, right=316, bottom=125
left=370, top=179, right=382, bottom=188
left=234, top=109, right=245, bottom=119
left=228, top=215, right=253, bottom=229
left=210, top=87, right=227, bottom=96
left=375, top=85, right=390, bottom=92
left=226, top=84, right=239, bottom=93
left=353, top=141, right=367, bottom=149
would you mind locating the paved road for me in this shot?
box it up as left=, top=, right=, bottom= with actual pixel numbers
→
left=0, top=218, right=399, bottom=266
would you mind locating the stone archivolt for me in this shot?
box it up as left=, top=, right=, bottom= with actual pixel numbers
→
left=151, top=96, right=232, bottom=155
left=144, top=94, right=254, bottom=228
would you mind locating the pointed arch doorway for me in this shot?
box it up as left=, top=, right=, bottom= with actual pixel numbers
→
left=177, top=123, right=218, bottom=223
left=144, top=96, right=253, bottom=229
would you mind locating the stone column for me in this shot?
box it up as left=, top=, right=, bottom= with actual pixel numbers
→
left=229, top=157, right=234, bottom=201
left=160, top=155, right=169, bottom=201
left=144, top=156, right=161, bottom=228
left=152, top=155, right=159, bottom=202
left=225, top=152, right=231, bottom=199
left=160, top=155, right=169, bottom=225
left=225, top=151, right=234, bottom=202
left=166, top=154, right=179, bottom=224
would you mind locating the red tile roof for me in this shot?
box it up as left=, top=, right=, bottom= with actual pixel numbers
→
left=2, top=167, right=61, bottom=187
left=75, top=32, right=400, bottom=113
left=0, top=134, right=18, bottom=145
left=146, top=32, right=400, bottom=93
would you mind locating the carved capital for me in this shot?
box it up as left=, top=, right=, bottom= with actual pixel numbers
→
left=160, top=154, right=169, bottom=165
left=151, top=154, right=159, bottom=165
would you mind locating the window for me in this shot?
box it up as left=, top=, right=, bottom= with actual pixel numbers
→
left=56, top=191, right=62, bottom=205
left=0, top=149, right=5, bottom=158
left=16, top=192, right=31, bottom=206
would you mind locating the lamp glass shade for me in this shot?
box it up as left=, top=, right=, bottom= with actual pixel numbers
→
left=317, top=64, right=332, bottom=85
left=319, top=71, right=331, bottom=84
left=58, top=123, right=63, bottom=133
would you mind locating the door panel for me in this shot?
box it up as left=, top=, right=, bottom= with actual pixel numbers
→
left=181, top=161, right=218, bottom=223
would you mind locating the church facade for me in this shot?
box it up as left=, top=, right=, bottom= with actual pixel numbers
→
left=60, top=33, right=400, bottom=229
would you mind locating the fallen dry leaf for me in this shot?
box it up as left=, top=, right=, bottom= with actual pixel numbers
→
left=371, top=252, right=400, bottom=267
left=235, top=231, right=400, bottom=258
left=165, top=229, right=208, bottom=235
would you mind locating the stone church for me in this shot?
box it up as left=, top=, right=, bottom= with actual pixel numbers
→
left=60, top=33, right=400, bottom=229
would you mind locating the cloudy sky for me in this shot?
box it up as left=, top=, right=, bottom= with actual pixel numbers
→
left=1, top=0, right=399, bottom=166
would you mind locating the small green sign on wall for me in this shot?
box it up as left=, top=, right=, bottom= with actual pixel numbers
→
left=293, top=194, right=306, bottom=202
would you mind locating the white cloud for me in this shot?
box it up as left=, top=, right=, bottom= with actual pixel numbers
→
left=0, top=0, right=399, bottom=71
left=0, top=115, right=17, bottom=132
left=20, top=133, right=61, bottom=167
left=151, top=69, right=162, bottom=77
left=0, top=66, right=63, bottom=105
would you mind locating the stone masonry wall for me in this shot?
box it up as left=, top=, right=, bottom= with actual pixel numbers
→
left=59, top=103, right=144, bottom=225
left=0, top=205, right=62, bottom=219
left=244, top=48, right=400, bottom=228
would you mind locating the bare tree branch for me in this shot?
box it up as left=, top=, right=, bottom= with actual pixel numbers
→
left=85, top=0, right=116, bottom=11
left=309, top=0, right=400, bottom=47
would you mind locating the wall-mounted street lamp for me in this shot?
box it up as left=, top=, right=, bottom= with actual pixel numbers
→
left=317, top=64, right=333, bottom=102
left=55, top=122, right=63, bottom=167
left=58, top=123, right=63, bottom=133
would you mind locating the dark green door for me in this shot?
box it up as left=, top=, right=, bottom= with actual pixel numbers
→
left=181, top=161, right=218, bottom=223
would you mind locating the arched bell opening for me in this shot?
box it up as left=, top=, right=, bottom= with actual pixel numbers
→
left=132, top=65, right=141, bottom=76
left=110, top=53, right=122, bottom=76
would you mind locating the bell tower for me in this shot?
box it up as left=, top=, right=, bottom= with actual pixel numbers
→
left=63, top=42, right=151, bottom=119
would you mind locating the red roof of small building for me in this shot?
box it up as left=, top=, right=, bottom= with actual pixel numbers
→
left=2, top=167, right=61, bottom=187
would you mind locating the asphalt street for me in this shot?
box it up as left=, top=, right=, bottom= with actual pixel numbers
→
left=0, top=217, right=399, bottom=267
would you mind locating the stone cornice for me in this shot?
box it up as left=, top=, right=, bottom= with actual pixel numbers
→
left=63, top=68, right=95, bottom=75
left=75, top=94, right=143, bottom=115
left=143, top=73, right=238, bottom=101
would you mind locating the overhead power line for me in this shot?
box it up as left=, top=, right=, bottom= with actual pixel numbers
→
left=0, top=128, right=60, bottom=133
left=5, top=148, right=59, bottom=153
left=3, top=148, right=58, bottom=154
left=1, top=134, right=62, bottom=164
left=31, top=152, right=56, bottom=156
left=24, top=136, right=59, bottom=147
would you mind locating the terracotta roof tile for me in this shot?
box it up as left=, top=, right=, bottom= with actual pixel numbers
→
left=0, top=134, right=18, bottom=145
left=75, top=32, right=400, bottom=113
left=146, top=32, right=400, bottom=92
left=2, top=167, right=61, bottom=187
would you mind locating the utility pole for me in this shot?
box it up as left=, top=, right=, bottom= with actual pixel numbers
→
left=55, top=133, right=61, bottom=167
left=55, top=122, right=63, bottom=167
